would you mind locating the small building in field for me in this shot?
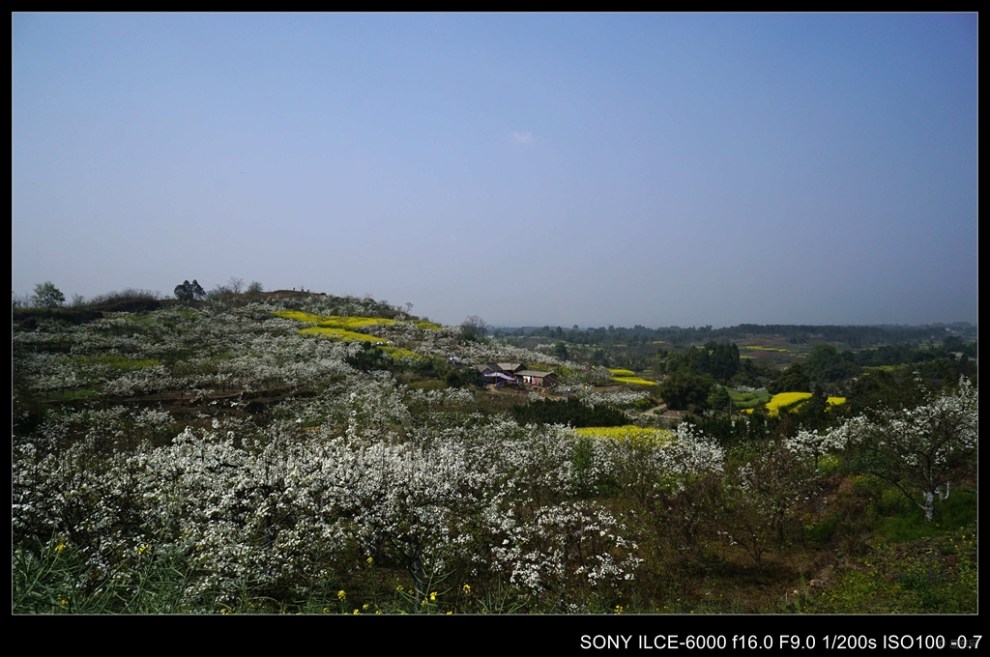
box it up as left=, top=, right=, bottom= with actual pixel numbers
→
left=477, top=362, right=557, bottom=387
left=516, top=370, right=558, bottom=388
left=478, top=363, right=520, bottom=385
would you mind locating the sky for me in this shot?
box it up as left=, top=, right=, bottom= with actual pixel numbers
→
left=12, top=12, right=978, bottom=328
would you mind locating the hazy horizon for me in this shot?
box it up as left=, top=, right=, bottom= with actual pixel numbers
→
left=13, top=12, right=977, bottom=329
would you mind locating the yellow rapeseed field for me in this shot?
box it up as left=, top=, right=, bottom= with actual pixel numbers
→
left=742, top=392, right=848, bottom=416
left=381, top=346, right=423, bottom=361
left=574, top=425, right=673, bottom=443
left=766, top=392, right=813, bottom=415
left=298, top=326, right=384, bottom=343
left=613, top=376, right=658, bottom=386
left=274, top=310, right=396, bottom=329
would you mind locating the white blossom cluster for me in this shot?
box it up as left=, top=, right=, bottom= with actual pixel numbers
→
left=486, top=499, right=641, bottom=598
left=580, top=389, right=652, bottom=408
left=13, top=407, right=650, bottom=606
left=816, top=377, right=978, bottom=521
left=403, top=386, right=476, bottom=409
left=21, top=301, right=972, bottom=611
left=456, top=340, right=562, bottom=369
left=784, top=428, right=849, bottom=467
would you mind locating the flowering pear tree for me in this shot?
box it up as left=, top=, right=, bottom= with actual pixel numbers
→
left=824, top=377, right=977, bottom=522
left=724, top=440, right=808, bottom=566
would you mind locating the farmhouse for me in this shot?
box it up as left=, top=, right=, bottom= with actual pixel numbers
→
left=477, top=362, right=558, bottom=388
left=517, top=370, right=558, bottom=387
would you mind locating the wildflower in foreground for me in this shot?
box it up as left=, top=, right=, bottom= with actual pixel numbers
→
left=462, top=583, right=471, bottom=595
left=54, top=542, right=66, bottom=554
left=337, top=590, right=346, bottom=601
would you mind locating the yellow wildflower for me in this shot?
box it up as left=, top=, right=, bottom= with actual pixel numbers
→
left=54, top=542, right=66, bottom=554
left=337, top=590, right=346, bottom=601
left=429, top=591, right=437, bottom=602
left=462, top=583, right=471, bottom=595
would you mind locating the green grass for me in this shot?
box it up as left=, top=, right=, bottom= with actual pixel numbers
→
left=726, top=388, right=770, bottom=409
left=862, top=365, right=900, bottom=373
left=879, top=486, right=977, bottom=542
left=12, top=539, right=191, bottom=614
left=797, top=531, right=976, bottom=613
left=740, top=345, right=792, bottom=353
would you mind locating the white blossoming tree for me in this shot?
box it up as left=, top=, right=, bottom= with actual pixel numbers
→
left=825, top=377, right=977, bottom=522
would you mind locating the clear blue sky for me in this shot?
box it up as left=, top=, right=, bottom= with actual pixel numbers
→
left=12, top=12, right=977, bottom=328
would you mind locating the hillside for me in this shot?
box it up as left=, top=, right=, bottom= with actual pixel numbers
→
left=12, top=290, right=977, bottom=615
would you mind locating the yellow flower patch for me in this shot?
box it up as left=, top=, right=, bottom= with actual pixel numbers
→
left=574, top=425, right=673, bottom=443
left=747, top=392, right=848, bottom=416
left=608, top=368, right=636, bottom=377
left=612, top=376, right=658, bottom=386
left=766, top=392, right=813, bottom=416
left=273, top=310, right=396, bottom=330
left=380, top=346, right=423, bottom=361
left=299, top=326, right=383, bottom=343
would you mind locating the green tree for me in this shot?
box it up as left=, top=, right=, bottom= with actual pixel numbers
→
left=795, top=384, right=830, bottom=431
left=769, top=363, right=810, bottom=394
left=806, top=344, right=858, bottom=386
left=660, top=370, right=714, bottom=412
left=173, top=279, right=206, bottom=303
left=459, top=315, right=488, bottom=342
left=707, top=385, right=733, bottom=417
left=32, top=282, right=65, bottom=308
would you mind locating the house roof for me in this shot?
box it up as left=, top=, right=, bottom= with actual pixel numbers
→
left=497, top=362, right=525, bottom=372
left=517, top=370, right=555, bottom=378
